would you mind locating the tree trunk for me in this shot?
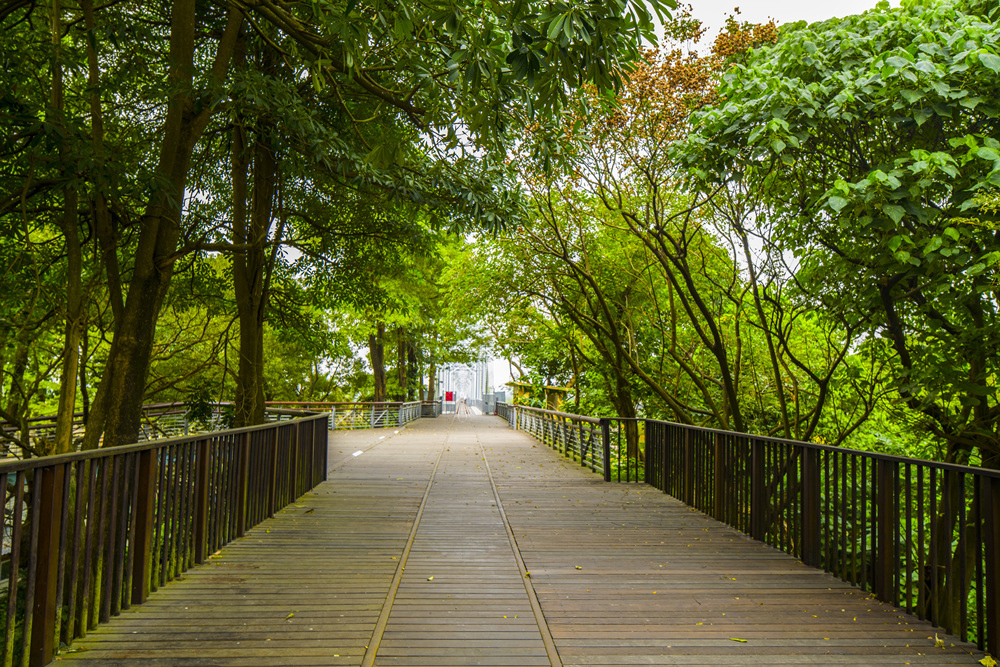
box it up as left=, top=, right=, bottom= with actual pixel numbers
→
left=231, top=59, right=276, bottom=427
left=51, top=0, right=84, bottom=455
left=53, top=189, right=83, bottom=455
left=427, top=360, right=436, bottom=401
left=369, top=321, right=386, bottom=402
left=406, top=343, right=417, bottom=401
left=396, top=327, right=407, bottom=400
left=611, top=374, right=640, bottom=461
left=81, top=6, right=242, bottom=449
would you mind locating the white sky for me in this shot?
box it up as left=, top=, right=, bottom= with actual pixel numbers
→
left=681, top=0, right=899, bottom=41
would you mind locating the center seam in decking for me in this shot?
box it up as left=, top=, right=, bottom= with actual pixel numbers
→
left=360, top=424, right=450, bottom=666
left=476, top=423, right=564, bottom=667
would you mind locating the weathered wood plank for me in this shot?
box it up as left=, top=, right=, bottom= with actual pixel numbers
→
left=60, top=417, right=985, bottom=666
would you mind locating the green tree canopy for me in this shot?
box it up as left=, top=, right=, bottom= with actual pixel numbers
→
left=682, top=0, right=1000, bottom=466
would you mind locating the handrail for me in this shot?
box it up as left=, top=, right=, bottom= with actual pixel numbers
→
left=1, top=403, right=240, bottom=459
left=0, top=411, right=329, bottom=667
left=497, top=403, right=608, bottom=476
left=265, top=401, right=423, bottom=430
left=495, top=402, right=1000, bottom=657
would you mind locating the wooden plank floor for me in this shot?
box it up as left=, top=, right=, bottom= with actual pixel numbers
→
left=60, top=416, right=985, bottom=666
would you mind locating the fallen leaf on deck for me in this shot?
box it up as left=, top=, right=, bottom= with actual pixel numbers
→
left=729, top=638, right=747, bottom=643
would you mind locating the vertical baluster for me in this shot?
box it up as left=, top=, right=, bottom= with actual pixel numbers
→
left=3, top=471, right=24, bottom=667
left=65, top=462, right=86, bottom=642
left=100, top=455, right=120, bottom=623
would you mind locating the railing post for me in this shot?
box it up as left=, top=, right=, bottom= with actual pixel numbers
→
left=284, top=423, right=296, bottom=497
left=193, top=439, right=210, bottom=564
left=330, top=407, right=336, bottom=431
left=130, top=449, right=158, bottom=605
left=750, top=439, right=766, bottom=541
left=683, top=429, right=694, bottom=506
left=236, top=432, right=250, bottom=537
left=513, top=406, right=518, bottom=430
left=713, top=432, right=725, bottom=521
left=268, top=429, right=278, bottom=517
left=801, top=447, right=822, bottom=568
left=398, top=404, right=403, bottom=427
left=984, top=476, right=1000, bottom=658
left=29, top=464, right=65, bottom=667
left=874, top=458, right=898, bottom=602
left=600, top=418, right=612, bottom=483
left=317, top=417, right=329, bottom=484
left=370, top=405, right=375, bottom=429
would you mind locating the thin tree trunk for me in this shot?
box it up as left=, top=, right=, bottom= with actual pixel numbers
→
left=51, top=0, right=84, bottom=455
left=427, top=361, right=436, bottom=401
left=369, top=321, right=386, bottom=402
left=406, top=343, right=417, bottom=401
left=396, top=327, right=407, bottom=400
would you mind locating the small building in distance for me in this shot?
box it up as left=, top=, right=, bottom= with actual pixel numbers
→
left=506, top=381, right=570, bottom=411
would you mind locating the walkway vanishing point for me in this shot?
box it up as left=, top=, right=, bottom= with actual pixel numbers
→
left=60, top=416, right=983, bottom=666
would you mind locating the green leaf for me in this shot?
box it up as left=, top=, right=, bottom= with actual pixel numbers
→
left=883, top=204, right=905, bottom=224
left=979, top=52, right=1000, bottom=74
left=828, top=196, right=849, bottom=212
left=977, top=147, right=999, bottom=161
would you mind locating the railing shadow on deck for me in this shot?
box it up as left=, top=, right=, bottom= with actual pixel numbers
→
left=496, top=402, right=999, bottom=660
left=0, top=411, right=329, bottom=667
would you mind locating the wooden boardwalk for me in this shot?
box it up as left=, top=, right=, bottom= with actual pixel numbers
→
left=60, top=416, right=985, bottom=666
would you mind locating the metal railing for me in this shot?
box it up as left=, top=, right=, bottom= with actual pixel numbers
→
left=497, top=401, right=1000, bottom=658
left=497, top=403, right=608, bottom=477
left=644, top=420, right=1000, bottom=657
left=264, top=401, right=422, bottom=430
left=0, top=411, right=329, bottom=667
left=0, top=404, right=240, bottom=460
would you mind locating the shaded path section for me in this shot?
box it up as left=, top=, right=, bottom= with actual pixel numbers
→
left=61, top=416, right=983, bottom=666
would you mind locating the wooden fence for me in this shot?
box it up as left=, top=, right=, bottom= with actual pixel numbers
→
left=0, top=412, right=329, bottom=667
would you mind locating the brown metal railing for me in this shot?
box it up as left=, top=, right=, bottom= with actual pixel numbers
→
left=496, top=405, right=1000, bottom=657
left=644, top=420, right=1000, bottom=656
left=0, top=411, right=329, bottom=667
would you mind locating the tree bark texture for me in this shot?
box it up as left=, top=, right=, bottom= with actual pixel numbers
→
left=369, top=321, right=386, bottom=402
left=82, top=5, right=243, bottom=448
left=231, top=58, right=276, bottom=427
